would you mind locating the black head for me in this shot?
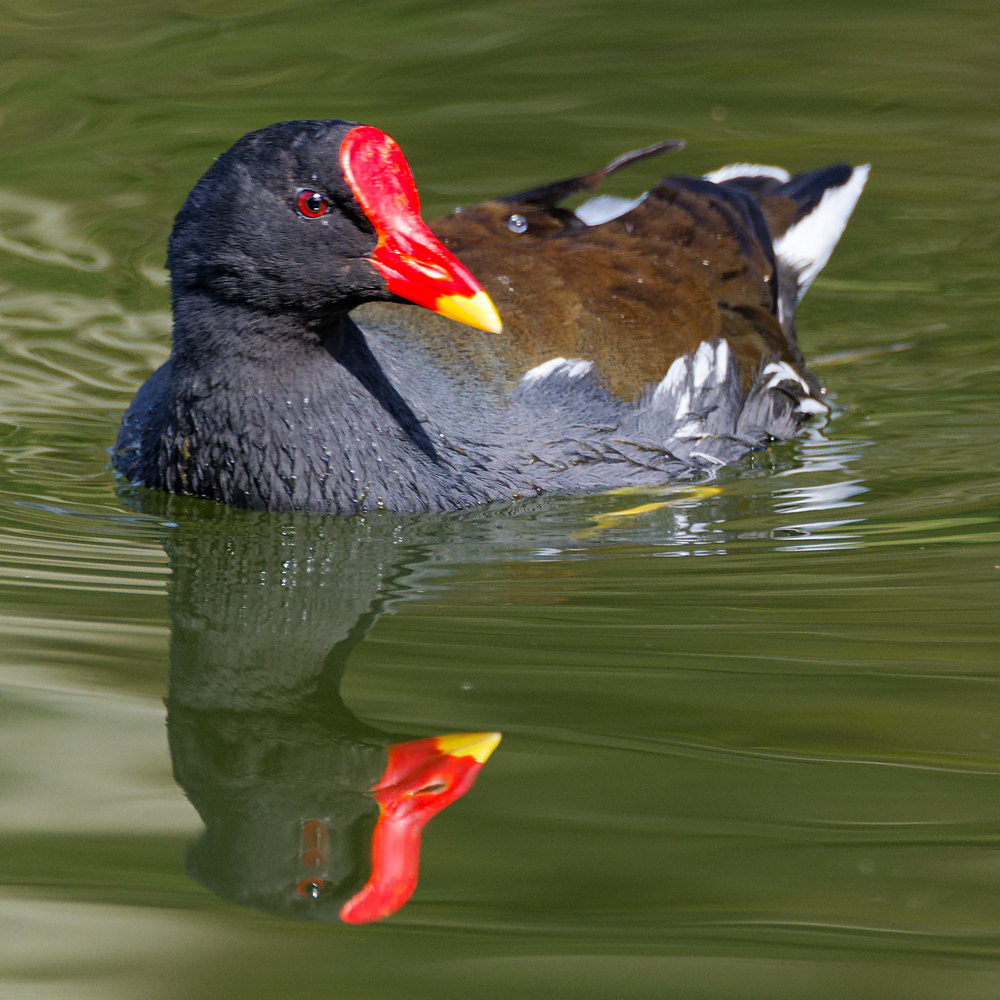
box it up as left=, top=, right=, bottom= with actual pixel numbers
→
left=167, top=119, right=502, bottom=332
left=168, top=120, right=386, bottom=316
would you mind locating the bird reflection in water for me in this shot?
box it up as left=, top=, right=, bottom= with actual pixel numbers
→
left=154, top=498, right=501, bottom=923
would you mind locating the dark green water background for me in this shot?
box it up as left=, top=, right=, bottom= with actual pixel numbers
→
left=1, top=1, right=998, bottom=997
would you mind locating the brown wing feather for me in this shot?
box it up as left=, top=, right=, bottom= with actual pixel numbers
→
left=426, top=179, right=798, bottom=399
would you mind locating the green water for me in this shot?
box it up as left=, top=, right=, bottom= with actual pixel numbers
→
left=1, top=0, right=999, bottom=996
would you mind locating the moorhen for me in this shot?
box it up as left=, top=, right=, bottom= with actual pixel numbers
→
left=114, top=120, right=868, bottom=513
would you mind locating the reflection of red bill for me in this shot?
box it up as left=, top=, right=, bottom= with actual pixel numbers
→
left=339, top=731, right=502, bottom=924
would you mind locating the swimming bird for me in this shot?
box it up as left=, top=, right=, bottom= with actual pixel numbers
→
left=114, top=120, right=868, bottom=513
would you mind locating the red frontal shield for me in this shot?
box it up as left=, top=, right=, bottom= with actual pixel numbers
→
left=339, top=126, right=502, bottom=334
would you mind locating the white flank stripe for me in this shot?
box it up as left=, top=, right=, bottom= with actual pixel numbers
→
left=652, top=355, right=689, bottom=405
left=522, top=357, right=593, bottom=384
left=674, top=420, right=702, bottom=439
left=691, top=342, right=716, bottom=388
left=653, top=340, right=729, bottom=412
left=714, top=339, right=731, bottom=380
left=674, top=389, right=691, bottom=419
left=562, top=359, right=593, bottom=378
left=690, top=450, right=727, bottom=465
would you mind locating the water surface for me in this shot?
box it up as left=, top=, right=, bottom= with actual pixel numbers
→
left=1, top=1, right=999, bottom=997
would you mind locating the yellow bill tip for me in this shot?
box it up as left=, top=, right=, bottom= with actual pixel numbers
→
left=433, top=290, right=503, bottom=333
left=433, top=731, right=502, bottom=763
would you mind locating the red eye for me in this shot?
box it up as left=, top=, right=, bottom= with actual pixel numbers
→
left=296, top=189, right=328, bottom=218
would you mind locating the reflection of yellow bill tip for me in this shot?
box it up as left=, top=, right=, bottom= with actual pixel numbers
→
left=433, top=731, right=502, bottom=763
left=433, top=290, right=502, bottom=333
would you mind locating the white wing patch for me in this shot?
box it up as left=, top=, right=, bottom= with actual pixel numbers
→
left=774, top=165, right=870, bottom=299
left=574, top=193, right=648, bottom=226
left=703, top=163, right=791, bottom=184
left=521, top=357, right=594, bottom=384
